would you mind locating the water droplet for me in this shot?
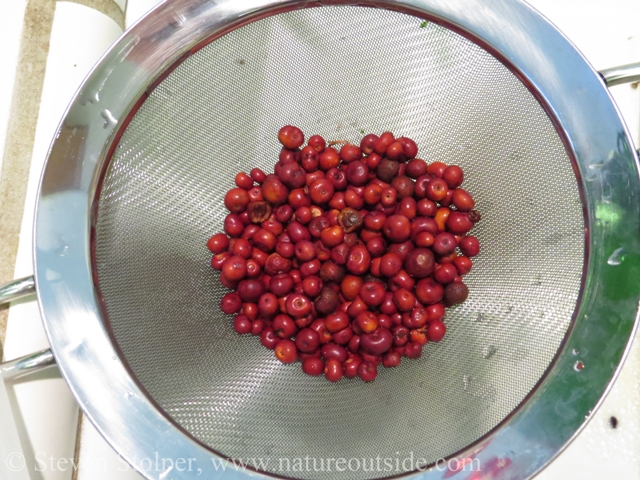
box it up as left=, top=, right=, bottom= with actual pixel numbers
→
left=101, top=109, right=118, bottom=129
left=463, top=375, right=472, bottom=390
left=574, top=361, right=585, bottom=372
left=608, top=247, right=625, bottom=266
left=572, top=348, right=579, bottom=355
left=81, top=90, right=100, bottom=105
left=482, top=345, right=497, bottom=359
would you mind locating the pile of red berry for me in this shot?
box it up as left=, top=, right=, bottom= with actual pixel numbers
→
left=207, top=126, right=480, bottom=383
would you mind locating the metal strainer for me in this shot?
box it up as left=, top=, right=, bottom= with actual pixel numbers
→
left=2, top=0, right=640, bottom=479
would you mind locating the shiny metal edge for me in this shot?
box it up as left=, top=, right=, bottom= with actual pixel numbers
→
left=1, top=349, right=56, bottom=381
left=33, top=0, right=640, bottom=479
left=600, top=61, right=640, bottom=87
left=0, top=276, right=35, bottom=305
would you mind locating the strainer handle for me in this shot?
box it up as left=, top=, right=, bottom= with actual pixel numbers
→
left=0, top=275, right=55, bottom=377
left=0, top=275, right=54, bottom=480
left=0, top=276, right=35, bottom=305
left=600, top=61, right=640, bottom=86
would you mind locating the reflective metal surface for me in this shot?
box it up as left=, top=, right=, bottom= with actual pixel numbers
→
left=32, top=0, right=640, bottom=479
left=1, top=349, right=56, bottom=381
left=600, top=61, right=640, bottom=86
left=0, top=276, right=35, bottom=305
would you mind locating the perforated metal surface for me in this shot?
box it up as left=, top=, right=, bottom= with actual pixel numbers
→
left=94, top=6, right=584, bottom=479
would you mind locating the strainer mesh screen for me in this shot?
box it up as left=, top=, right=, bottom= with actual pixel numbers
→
left=94, top=6, right=584, bottom=479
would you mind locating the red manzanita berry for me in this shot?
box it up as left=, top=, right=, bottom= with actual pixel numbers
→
left=426, top=303, right=446, bottom=322
left=373, top=132, right=395, bottom=155
left=383, top=215, right=411, bottom=243
left=376, top=158, right=400, bottom=183
left=340, top=143, right=362, bottom=163
left=224, top=188, right=250, bottom=214
left=405, top=158, right=428, bottom=178
left=302, top=357, right=324, bottom=376
left=320, top=225, right=345, bottom=248
left=278, top=125, right=305, bottom=149
left=380, top=253, right=403, bottom=277
left=404, top=248, right=435, bottom=279
left=273, top=314, right=298, bottom=338
left=427, top=161, right=447, bottom=178
left=365, top=152, right=382, bottom=170
left=366, top=236, right=386, bottom=258
left=415, top=278, right=444, bottom=305
left=302, top=275, right=323, bottom=297
left=275, top=339, right=298, bottom=363
left=446, top=211, right=474, bottom=235
left=224, top=214, right=245, bottom=237
left=359, top=281, right=386, bottom=307
left=250, top=168, right=267, bottom=184
left=425, top=178, right=448, bottom=202
left=397, top=137, right=418, bottom=159
left=383, top=350, right=402, bottom=368
left=360, top=134, right=378, bottom=155
left=443, top=165, right=464, bottom=189
left=222, top=255, right=247, bottom=281
left=300, top=145, right=319, bottom=172
left=324, top=358, right=343, bottom=382
left=295, top=328, right=320, bottom=353
left=358, top=361, right=378, bottom=382
left=364, top=210, right=386, bottom=230
left=309, top=179, right=335, bottom=205
left=346, top=245, right=371, bottom=275
left=321, top=343, right=348, bottom=363
left=341, top=275, right=363, bottom=300
left=433, top=232, right=457, bottom=256
left=318, top=147, right=340, bottom=171
left=391, top=176, right=415, bottom=200
left=233, top=314, right=252, bottom=334
left=417, top=198, right=437, bottom=217
left=220, top=292, right=242, bottom=314
left=345, top=161, right=369, bottom=187
left=262, top=176, right=289, bottom=206
left=381, top=187, right=397, bottom=207
left=393, top=288, right=416, bottom=312
left=434, top=263, right=458, bottom=284
left=428, top=319, right=446, bottom=342
left=453, top=256, right=473, bottom=275
left=325, top=311, right=350, bottom=333
left=207, top=233, right=229, bottom=254
left=404, top=342, right=422, bottom=359
left=260, top=327, right=279, bottom=349
left=251, top=319, right=264, bottom=335
left=356, top=311, right=378, bottom=333
left=360, top=327, right=393, bottom=355
left=285, top=293, right=312, bottom=317
left=386, top=141, right=405, bottom=161
left=459, top=235, right=480, bottom=257
left=332, top=326, right=353, bottom=345
left=452, top=188, right=475, bottom=211
left=343, top=356, right=362, bottom=378
left=308, top=135, right=326, bottom=153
